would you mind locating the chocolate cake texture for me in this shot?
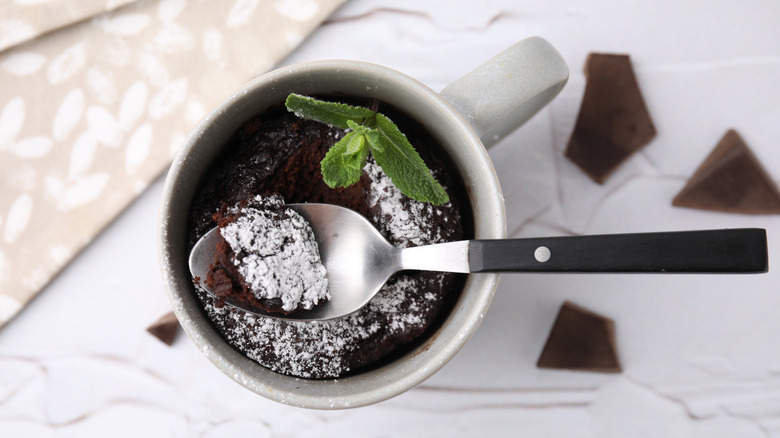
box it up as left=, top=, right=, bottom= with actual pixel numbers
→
left=188, top=106, right=468, bottom=378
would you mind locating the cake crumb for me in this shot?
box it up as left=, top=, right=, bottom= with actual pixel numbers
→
left=219, top=195, right=329, bottom=312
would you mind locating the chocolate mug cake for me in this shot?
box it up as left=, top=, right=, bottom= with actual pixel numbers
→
left=187, top=102, right=471, bottom=378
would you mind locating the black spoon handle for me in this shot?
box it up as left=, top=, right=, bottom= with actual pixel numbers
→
left=468, top=228, right=768, bottom=273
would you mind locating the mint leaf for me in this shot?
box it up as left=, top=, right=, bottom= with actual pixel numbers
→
left=285, top=94, right=375, bottom=130
left=285, top=93, right=450, bottom=205
left=341, top=131, right=369, bottom=170
left=364, top=128, right=381, bottom=152
left=321, top=131, right=368, bottom=187
left=371, top=114, right=449, bottom=205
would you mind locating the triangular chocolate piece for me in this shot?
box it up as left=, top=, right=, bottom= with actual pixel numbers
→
left=537, top=301, right=621, bottom=373
left=565, top=53, right=656, bottom=183
left=146, top=312, right=180, bottom=346
left=673, top=129, right=780, bottom=214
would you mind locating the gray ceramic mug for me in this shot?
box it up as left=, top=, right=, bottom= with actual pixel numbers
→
left=158, top=36, right=568, bottom=409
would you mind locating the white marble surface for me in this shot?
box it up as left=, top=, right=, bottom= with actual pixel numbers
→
left=2, top=0, right=780, bottom=436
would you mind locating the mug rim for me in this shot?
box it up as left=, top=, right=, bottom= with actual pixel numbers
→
left=158, top=59, right=506, bottom=409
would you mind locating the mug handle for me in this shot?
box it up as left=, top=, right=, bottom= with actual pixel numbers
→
left=440, top=37, right=569, bottom=149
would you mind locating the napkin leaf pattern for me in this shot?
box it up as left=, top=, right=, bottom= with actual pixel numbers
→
left=0, top=0, right=347, bottom=327
left=0, top=0, right=139, bottom=52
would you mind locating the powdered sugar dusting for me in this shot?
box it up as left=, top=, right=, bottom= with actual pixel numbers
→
left=220, top=195, right=328, bottom=312
left=369, top=276, right=433, bottom=333
left=365, top=161, right=449, bottom=248
left=199, top=294, right=377, bottom=378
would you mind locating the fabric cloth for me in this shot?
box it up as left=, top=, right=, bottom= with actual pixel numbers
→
left=0, top=0, right=347, bottom=326
left=0, top=0, right=139, bottom=52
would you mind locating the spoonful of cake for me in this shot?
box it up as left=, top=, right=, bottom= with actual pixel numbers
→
left=190, top=202, right=768, bottom=321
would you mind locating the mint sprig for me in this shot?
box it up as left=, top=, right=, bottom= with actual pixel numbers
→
left=285, top=93, right=449, bottom=205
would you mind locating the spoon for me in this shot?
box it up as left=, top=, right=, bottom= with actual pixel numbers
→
left=190, top=203, right=768, bottom=321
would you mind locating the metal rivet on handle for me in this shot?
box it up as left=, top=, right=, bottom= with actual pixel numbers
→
left=534, top=246, right=551, bottom=263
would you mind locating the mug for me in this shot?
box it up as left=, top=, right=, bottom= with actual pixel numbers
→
left=158, top=36, right=569, bottom=408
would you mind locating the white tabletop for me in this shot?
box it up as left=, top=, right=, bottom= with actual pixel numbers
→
left=2, top=0, right=779, bottom=436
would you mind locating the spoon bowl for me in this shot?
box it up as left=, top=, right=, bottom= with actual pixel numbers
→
left=190, top=203, right=768, bottom=321
left=188, top=204, right=403, bottom=320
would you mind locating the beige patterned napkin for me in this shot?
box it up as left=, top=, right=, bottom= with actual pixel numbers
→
left=0, top=0, right=347, bottom=327
left=0, top=0, right=139, bottom=52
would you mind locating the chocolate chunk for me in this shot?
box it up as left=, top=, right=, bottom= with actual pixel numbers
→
left=146, top=312, right=180, bottom=346
left=537, top=301, right=621, bottom=373
left=673, top=129, right=780, bottom=214
left=565, top=53, right=656, bottom=183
